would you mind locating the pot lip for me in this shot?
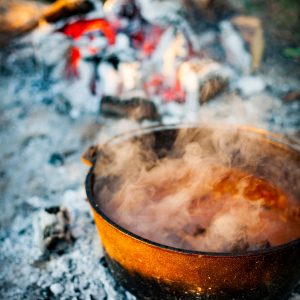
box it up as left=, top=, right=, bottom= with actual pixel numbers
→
left=85, top=123, right=300, bottom=257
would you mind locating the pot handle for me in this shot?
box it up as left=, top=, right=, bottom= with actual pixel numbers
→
left=81, top=145, right=98, bottom=167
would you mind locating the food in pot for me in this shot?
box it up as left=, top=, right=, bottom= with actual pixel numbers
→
left=94, top=128, right=300, bottom=253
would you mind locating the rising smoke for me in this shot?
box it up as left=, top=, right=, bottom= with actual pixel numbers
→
left=93, top=125, right=300, bottom=253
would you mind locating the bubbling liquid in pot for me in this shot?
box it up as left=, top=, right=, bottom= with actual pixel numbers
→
left=95, top=128, right=300, bottom=253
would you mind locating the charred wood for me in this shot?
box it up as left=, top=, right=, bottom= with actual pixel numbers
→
left=100, top=96, right=161, bottom=122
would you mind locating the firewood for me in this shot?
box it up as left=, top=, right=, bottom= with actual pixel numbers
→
left=199, top=76, right=228, bottom=104
left=43, top=0, right=94, bottom=23
left=0, top=0, right=94, bottom=45
left=100, top=96, right=161, bottom=122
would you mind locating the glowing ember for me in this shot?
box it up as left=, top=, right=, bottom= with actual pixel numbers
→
left=59, top=18, right=116, bottom=44
left=144, top=74, right=185, bottom=103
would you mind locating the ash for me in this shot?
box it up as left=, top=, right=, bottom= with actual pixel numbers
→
left=0, top=0, right=299, bottom=299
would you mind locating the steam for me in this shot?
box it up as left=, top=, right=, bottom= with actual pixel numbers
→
left=93, top=126, right=300, bottom=253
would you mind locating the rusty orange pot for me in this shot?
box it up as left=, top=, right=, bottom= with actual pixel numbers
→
left=83, top=124, right=300, bottom=300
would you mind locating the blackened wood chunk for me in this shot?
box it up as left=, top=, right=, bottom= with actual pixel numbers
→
left=100, top=96, right=161, bottom=122
left=199, top=76, right=228, bottom=104
left=38, top=206, right=73, bottom=254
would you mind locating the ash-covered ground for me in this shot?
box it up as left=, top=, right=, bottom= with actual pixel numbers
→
left=0, top=0, right=300, bottom=299
left=0, top=60, right=139, bottom=299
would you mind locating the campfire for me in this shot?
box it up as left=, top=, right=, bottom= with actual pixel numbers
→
left=54, top=0, right=255, bottom=120
left=1, top=0, right=266, bottom=120
left=0, top=0, right=299, bottom=299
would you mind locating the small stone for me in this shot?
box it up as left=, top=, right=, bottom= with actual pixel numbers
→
left=43, top=0, right=95, bottom=23
left=50, top=283, right=64, bottom=296
left=48, top=153, right=64, bottom=167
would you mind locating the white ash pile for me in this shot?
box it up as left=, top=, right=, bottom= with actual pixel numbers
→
left=0, top=187, right=136, bottom=300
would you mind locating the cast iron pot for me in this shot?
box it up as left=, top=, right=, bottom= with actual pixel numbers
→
left=83, top=124, right=300, bottom=300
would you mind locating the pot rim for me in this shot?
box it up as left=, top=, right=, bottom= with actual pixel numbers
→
left=85, top=123, right=300, bottom=257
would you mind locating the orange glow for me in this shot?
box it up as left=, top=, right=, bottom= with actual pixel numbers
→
left=59, top=18, right=116, bottom=44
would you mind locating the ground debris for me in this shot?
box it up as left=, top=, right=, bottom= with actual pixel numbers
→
left=282, top=91, right=300, bottom=103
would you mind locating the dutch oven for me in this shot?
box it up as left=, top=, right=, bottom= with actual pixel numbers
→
left=83, top=124, right=300, bottom=300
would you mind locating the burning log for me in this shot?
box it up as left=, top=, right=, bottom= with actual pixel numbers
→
left=43, top=0, right=95, bottom=23
left=100, top=96, right=161, bottom=122
left=38, top=206, right=73, bottom=254
left=0, top=0, right=45, bottom=45
left=0, top=0, right=95, bottom=44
